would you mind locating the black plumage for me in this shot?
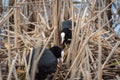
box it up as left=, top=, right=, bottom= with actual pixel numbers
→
left=27, top=46, right=63, bottom=80
left=60, top=20, right=75, bottom=45
left=62, top=20, right=72, bottom=29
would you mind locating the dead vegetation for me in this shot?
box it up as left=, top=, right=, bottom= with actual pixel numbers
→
left=0, top=0, right=120, bottom=80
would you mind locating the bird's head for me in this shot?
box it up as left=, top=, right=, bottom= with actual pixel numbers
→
left=50, top=46, right=64, bottom=63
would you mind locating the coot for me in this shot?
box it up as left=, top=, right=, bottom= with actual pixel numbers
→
left=60, top=20, right=76, bottom=44
left=27, top=46, right=64, bottom=80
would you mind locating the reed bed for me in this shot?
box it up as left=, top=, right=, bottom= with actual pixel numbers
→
left=0, top=0, right=120, bottom=80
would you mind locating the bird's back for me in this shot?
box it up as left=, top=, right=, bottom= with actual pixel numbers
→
left=27, top=47, right=58, bottom=80
left=62, top=20, right=72, bottom=29
left=36, top=49, right=58, bottom=80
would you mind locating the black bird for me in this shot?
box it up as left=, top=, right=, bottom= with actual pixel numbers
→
left=60, top=20, right=75, bottom=45
left=27, top=46, right=64, bottom=80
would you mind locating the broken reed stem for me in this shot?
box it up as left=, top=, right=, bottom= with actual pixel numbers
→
left=31, top=27, right=57, bottom=80
left=102, top=41, right=120, bottom=69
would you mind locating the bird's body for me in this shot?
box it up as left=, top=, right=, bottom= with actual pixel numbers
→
left=36, top=49, right=57, bottom=79
left=27, top=46, right=64, bottom=80
left=62, top=20, right=72, bottom=29
left=60, top=20, right=75, bottom=45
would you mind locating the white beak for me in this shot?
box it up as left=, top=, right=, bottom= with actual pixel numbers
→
left=59, top=57, right=63, bottom=63
left=61, top=32, right=65, bottom=44
left=58, top=51, right=64, bottom=63
left=60, top=51, right=64, bottom=63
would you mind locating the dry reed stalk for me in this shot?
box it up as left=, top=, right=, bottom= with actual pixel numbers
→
left=14, top=0, right=19, bottom=48
left=0, top=65, right=3, bottom=80
left=80, top=53, right=88, bottom=80
left=97, top=33, right=102, bottom=80
left=7, top=54, right=18, bottom=80
left=38, top=13, right=46, bottom=26
left=57, top=0, right=62, bottom=24
left=60, top=1, right=65, bottom=22
left=69, top=0, right=74, bottom=21
left=26, top=48, right=33, bottom=80
left=85, top=45, right=92, bottom=80
left=97, top=1, right=102, bottom=78
left=52, top=0, right=59, bottom=46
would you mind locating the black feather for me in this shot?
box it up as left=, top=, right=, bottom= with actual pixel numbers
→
left=61, top=20, right=76, bottom=45
left=27, top=46, right=63, bottom=80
